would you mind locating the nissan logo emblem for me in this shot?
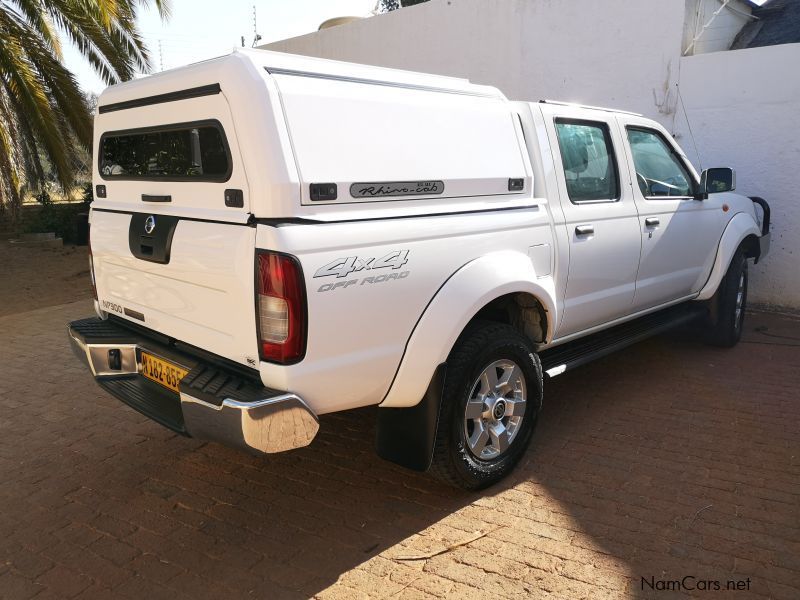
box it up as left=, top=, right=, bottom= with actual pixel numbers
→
left=144, top=215, right=156, bottom=234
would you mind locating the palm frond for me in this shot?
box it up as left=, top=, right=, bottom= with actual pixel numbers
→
left=0, top=87, right=24, bottom=213
left=0, top=0, right=170, bottom=209
left=0, top=9, right=75, bottom=190
left=10, top=0, right=62, bottom=57
left=44, top=1, right=137, bottom=83
left=21, top=22, right=93, bottom=147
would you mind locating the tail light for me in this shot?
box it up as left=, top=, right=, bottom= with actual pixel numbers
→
left=256, top=251, right=307, bottom=364
left=88, top=224, right=97, bottom=300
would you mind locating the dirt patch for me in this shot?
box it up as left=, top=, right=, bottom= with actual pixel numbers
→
left=0, top=240, right=92, bottom=317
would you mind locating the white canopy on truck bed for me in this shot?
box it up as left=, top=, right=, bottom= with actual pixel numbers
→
left=94, top=48, right=532, bottom=222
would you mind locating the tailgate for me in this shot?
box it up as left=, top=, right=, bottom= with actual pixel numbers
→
left=91, top=210, right=259, bottom=368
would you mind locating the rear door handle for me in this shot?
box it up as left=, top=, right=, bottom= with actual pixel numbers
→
left=645, top=217, right=660, bottom=228
left=575, top=225, right=594, bottom=236
left=142, top=194, right=172, bottom=203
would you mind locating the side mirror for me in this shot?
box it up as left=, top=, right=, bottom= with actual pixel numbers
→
left=699, top=167, right=736, bottom=196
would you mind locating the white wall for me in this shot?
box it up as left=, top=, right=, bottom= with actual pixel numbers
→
left=675, top=43, right=800, bottom=308
left=265, top=0, right=798, bottom=308
left=266, top=0, right=685, bottom=123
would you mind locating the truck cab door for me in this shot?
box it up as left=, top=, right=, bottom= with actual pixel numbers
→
left=616, top=116, right=725, bottom=311
left=540, top=105, right=641, bottom=339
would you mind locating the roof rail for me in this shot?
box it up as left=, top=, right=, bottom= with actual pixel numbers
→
left=538, top=99, right=643, bottom=117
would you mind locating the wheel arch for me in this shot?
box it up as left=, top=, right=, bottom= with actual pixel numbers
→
left=469, top=292, right=550, bottom=345
left=696, top=213, right=761, bottom=302
left=380, top=250, right=557, bottom=409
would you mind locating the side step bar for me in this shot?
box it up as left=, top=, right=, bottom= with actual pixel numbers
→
left=540, top=303, right=707, bottom=378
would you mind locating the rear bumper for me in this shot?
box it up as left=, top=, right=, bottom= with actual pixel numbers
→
left=68, top=317, right=319, bottom=454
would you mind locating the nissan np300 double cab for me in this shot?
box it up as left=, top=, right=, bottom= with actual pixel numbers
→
left=69, top=49, right=770, bottom=489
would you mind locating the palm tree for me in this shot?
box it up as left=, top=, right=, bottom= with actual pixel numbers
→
left=0, top=0, right=170, bottom=216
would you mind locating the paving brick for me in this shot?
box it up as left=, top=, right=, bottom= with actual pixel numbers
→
left=4, top=547, right=55, bottom=579
left=115, top=574, right=191, bottom=600
left=0, top=571, right=46, bottom=600
left=72, top=583, right=117, bottom=600
left=35, top=565, right=92, bottom=598
left=88, top=513, right=138, bottom=539
left=60, top=548, right=134, bottom=590
left=127, top=553, right=184, bottom=585
left=86, top=535, right=140, bottom=568
left=51, top=523, right=104, bottom=550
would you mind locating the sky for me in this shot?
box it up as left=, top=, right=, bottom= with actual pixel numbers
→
left=63, top=0, right=378, bottom=95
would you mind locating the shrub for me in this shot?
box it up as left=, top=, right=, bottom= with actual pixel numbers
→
left=35, top=189, right=53, bottom=206
left=23, top=202, right=87, bottom=244
left=81, top=182, right=93, bottom=203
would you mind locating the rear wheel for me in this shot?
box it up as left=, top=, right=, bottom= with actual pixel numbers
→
left=706, top=247, right=748, bottom=347
left=430, top=322, right=542, bottom=490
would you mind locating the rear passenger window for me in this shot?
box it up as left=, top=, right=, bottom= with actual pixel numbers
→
left=99, top=120, right=231, bottom=181
left=555, top=120, right=619, bottom=203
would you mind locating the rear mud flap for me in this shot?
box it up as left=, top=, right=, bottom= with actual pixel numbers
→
left=375, top=363, right=447, bottom=472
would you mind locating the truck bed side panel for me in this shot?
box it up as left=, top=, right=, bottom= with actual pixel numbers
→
left=256, top=207, right=552, bottom=414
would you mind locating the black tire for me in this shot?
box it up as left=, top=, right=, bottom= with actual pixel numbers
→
left=706, top=247, right=748, bottom=347
left=430, top=321, right=543, bottom=490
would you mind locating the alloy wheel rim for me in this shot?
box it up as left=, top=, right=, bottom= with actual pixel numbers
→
left=463, top=359, right=527, bottom=460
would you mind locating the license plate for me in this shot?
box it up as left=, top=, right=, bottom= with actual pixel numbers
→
left=140, top=351, right=188, bottom=394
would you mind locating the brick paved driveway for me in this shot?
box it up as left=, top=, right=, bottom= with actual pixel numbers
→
left=1, top=295, right=799, bottom=598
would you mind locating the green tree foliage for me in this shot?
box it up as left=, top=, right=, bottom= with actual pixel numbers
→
left=0, top=0, right=170, bottom=215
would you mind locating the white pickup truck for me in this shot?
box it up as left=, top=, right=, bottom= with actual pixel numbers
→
left=69, top=49, right=770, bottom=489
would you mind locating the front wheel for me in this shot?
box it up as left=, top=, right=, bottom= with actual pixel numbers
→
left=706, top=247, right=748, bottom=347
left=430, top=322, right=542, bottom=490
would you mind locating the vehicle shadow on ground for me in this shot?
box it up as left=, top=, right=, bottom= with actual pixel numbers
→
left=2, top=306, right=797, bottom=599
left=152, top=313, right=794, bottom=599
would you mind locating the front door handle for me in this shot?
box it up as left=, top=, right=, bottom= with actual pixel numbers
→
left=575, top=225, right=594, bottom=236
left=645, top=217, right=660, bottom=228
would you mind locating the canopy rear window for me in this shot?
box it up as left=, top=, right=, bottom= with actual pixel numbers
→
left=99, top=120, right=231, bottom=181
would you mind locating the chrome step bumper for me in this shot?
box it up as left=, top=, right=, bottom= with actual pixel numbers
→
left=68, top=317, right=319, bottom=454
left=180, top=393, right=320, bottom=454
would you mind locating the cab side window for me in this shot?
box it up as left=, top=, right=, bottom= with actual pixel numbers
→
left=626, top=127, right=693, bottom=198
left=555, top=119, right=619, bottom=203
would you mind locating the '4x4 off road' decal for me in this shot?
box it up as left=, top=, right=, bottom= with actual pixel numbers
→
left=314, top=250, right=409, bottom=279
left=314, top=250, right=410, bottom=293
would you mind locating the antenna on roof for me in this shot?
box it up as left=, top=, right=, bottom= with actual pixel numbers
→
left=676, top=82, right=703, bottom=170
left=251, top=5, right=262, bottom=47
